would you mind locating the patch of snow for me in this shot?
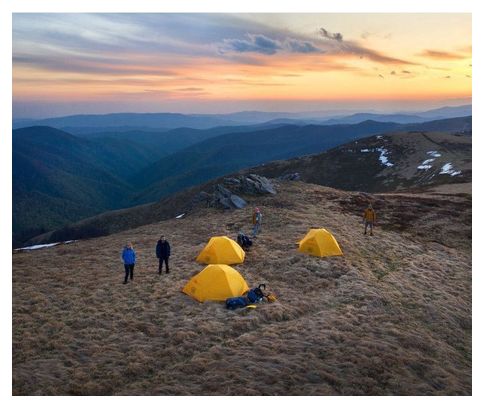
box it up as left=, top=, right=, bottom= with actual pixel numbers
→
left=14, top=240, right=77, bottom=252
left=376, top=135, right=383, bottom=139
left=361, top=149, right=371, bottom=153
left=417, top=158, right=435, bottom=170
left=376, top=148, right=394, bottom=167
left=439, top=163, right=462, bottom=176
left=16, top=242, right=60, bottom=251
left=427, top=151, right=442, bottom=158
left=175, top=213, right=185, bottom=219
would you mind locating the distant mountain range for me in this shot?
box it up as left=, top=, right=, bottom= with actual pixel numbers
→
left=12, top=112, right=471, bottom=247
left=13, top=104, right=471, bottom=132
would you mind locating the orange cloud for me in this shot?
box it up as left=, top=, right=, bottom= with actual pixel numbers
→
left=418, top=49, right=468, bottom=60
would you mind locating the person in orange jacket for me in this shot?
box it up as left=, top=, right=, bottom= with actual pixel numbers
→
left=363, top=204, right=376, bottom=236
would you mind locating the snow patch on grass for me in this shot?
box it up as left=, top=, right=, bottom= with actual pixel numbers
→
left=15, top=240, right=76, bottom=251
left=417, top=158, right=435, bottom=170
left=440, top=163, right=462, bottom=176
left=376, top=148, right=394, bottom=167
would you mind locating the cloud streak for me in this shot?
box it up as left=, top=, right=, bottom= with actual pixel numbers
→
left=318, top=26, right=417, bottom=66
left=219, top=34, right=322, bottom=55
left=220, top=34, right=282, bottom=55
left=418, top=49, right=468, bottom=60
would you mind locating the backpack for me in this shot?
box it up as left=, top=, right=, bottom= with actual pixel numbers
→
left=246, top=284, right=266, bottom=303
left=226, top=296, right=249, bottom=310
left=237, top=233, right=253, bottom=249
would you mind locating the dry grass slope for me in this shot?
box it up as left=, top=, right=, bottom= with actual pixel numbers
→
left=12, top=181, right=471, bottom=395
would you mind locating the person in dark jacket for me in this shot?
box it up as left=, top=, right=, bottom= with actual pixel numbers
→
left=156, top=235, right=171, bottom=274
left=121, top=242, right=136, bottom=284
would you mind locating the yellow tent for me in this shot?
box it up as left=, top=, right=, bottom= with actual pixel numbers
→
left=182, top=264, right=250, bottom=302
left=298, top=228, right=343, bottom=257
left=196, top=236, right=245, bottom=265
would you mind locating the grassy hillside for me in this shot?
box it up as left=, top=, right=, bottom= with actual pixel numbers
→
left=12, top=117, right=471, bottom=247
left=249, top=131, right=472, bottom=193
left=132, top=120, right=404, bottom=203
left=12, top=127, right=141, bottom=245
left=131, top=116, right=471, bottom=204
left=25, top=130, right=472, bottom=247
left=12, top=181, right=471, bottom=395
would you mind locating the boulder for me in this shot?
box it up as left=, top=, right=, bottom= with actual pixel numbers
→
left=230, top=194, right=247, bottom=209
left=212, top=184, right=247, bottom=209
left=225, top=174, right=276, bottom=195
left=224, top=177, right=241, bottom=186
left=278, top=172, right=301, bottom=181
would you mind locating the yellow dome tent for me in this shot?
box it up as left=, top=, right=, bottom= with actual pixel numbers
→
left=298, top=228, right=343, bottom=257
left=182, top=264, right=250, bottom=302
left=195, top=236, right=245, bottom=265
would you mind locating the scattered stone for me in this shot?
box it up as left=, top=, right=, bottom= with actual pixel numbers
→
left=192, top=191, right=212, bottom=206
left=278, top=172, right=301, bottom=181
left=214, top=184, right=233, bottom=197
left=223, top=177, right=241, bottom=186
left=229, top=194, right=247, bottom=209
left=229, top=174, right=277, bottom=195
left=211, top=184, right=248, bottom=209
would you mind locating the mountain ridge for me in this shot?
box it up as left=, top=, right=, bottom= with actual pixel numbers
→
left=13, top=104, right=471, bottom=131
left=25, top=129, right=471, bottom=246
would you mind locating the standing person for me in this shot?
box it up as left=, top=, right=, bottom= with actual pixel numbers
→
left=363, top=204, right=376, bottom=236
left=122, top=242, right=136, bottom=284
left=252, top=207, right=262, bottom=238
left=156, top=235, right=171, bottom=274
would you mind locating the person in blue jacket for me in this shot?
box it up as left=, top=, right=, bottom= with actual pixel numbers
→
left=156, top=235, right=171, bottom=274
left=122, top=242, right=136, bottom=284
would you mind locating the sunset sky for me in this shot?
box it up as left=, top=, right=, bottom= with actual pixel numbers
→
left=12, top=13, right=472, bottom=118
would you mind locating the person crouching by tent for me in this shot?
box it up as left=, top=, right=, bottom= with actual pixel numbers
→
left=252, top=207, right=262, bottom=238
left=156, top=235, right=171, bottom=274
left=363, top=204, right=376, bottom=236
left=122, top=242, right=136, bottom=284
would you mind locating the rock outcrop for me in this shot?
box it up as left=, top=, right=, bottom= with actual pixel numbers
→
left=193, top=174, right=277, bottom=210
left=225, top=174, right=277, bottom=195
left=278, top=172, right=301, bottom=181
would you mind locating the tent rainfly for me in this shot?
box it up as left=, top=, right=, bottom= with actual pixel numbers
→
left=298, top=228, right=343, bottom=257
left=182, top=264, right=250, bottom=302
left=196, top=236, right=245, bottom=265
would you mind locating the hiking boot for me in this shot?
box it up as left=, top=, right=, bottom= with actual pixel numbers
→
left=166, top=270, right=170, bottom=274
left=370, top=232, right=373, bottom=236
left=364, top=231, right=367, bottom=235
left=123, top=281, right=127, bottom=284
